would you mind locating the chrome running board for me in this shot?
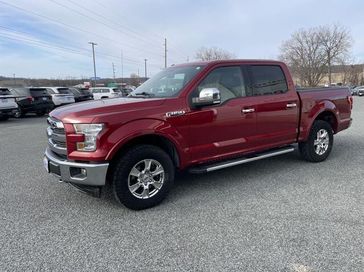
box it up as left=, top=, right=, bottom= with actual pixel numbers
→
left=189, top=146, right=295, bottom=174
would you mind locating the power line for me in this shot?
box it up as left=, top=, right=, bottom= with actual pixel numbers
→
left=62, top=0, right=164, bottom=47
left=0, top=0, right=164, bottom=59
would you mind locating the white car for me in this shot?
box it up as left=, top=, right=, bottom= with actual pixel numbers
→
left=0, top=87, right=19, bottom=120
left=43, top=87, right=75, bottom=106
left=90, top=87, right=122, bottom=100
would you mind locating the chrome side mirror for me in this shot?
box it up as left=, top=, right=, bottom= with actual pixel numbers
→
left=192, top=88, right=221, bottom=107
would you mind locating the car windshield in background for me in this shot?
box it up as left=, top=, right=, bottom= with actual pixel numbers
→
left=68, top=88, right=81, bottom=95
left=78, top=89, right=90, bottom=95
left=57, top=88, right=72, bottom=94
left=130, top=65, right=205, bottom=98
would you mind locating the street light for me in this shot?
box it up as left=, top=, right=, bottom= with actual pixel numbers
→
left=89, top=42, right=97, bottom=87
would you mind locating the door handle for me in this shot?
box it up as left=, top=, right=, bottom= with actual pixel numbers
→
left=242, top=108, right=255, bottom=113
left=286, top=103, right=297, bottom=109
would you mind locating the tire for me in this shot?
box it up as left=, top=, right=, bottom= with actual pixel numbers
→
left=112, top=145, right=175, bottom=210
left=0, top=115, right=9, bottom=121
left=299, top=120, right=333, bottom=162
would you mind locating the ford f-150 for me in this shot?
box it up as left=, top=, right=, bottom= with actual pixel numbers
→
left=44, top=60, right=352, bottom=210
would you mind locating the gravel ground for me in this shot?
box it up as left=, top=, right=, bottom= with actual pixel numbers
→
left=0, top=99, right=363, bottom=272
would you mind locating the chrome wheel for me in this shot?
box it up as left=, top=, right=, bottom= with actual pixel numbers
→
left=314, top=129, right=329, bottom=155
left=128, top=159, right=165, bottom=199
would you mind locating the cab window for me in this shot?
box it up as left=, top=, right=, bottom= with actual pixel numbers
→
left=196, top=66, right=246, bottom=103
left=250, top=65, right=288, bottom=96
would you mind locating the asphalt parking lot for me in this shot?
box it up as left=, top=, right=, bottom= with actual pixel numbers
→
left=0, top=99, right=363, bottom=272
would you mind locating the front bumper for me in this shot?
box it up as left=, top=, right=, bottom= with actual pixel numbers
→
left=0, top=107, right=18, bottom=117
left=44, top=148, right=109, bottom=186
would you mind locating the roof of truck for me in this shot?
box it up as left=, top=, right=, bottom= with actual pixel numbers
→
left=173, top=59, right=284, bottom=67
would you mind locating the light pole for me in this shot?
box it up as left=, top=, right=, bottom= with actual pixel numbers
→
left=88, top=42, right=97, bottom=87
left=144, top=59, right=147, bottom=78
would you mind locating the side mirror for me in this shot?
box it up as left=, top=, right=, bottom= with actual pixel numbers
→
left=192, top=88, right=221, bottom=107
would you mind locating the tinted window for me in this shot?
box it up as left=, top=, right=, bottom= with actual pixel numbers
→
left=57, top=88, right=72, bottom=94
left=30, top=88, right=49, bottom=96
left=250, top=65, right=288, bottom=96
left=197, top=66, right=246, bottom=103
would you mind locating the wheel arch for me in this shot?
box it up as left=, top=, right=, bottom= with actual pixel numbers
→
left=106, top=133, right=182, bottom=185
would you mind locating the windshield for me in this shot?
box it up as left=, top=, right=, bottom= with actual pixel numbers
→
left=130, top=65, right=205, bottom=98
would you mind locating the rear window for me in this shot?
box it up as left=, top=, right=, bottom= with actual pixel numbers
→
left=30, top=88, right=49, bottom=96
left=57, top=88, right=72, bottom=94
left=112, top=88, right=120, bottom=93
left=0, top=88, right=11, bottom=95
left=250, top=65, right=288, bottom=96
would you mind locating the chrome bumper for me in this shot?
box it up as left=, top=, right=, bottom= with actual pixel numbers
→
left=44, top=148, right=109, bottom=186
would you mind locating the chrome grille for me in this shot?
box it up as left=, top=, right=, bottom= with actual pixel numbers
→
left=47, top=117, right=67, bottom=157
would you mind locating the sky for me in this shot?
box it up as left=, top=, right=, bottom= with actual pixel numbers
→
left=0, top=0, right=364, bottom=79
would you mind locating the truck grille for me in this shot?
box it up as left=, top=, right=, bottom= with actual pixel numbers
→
left=47, top=117, right=67, bottom=158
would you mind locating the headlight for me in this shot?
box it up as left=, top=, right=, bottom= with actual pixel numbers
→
left=73, top=123, right=104, bottom=151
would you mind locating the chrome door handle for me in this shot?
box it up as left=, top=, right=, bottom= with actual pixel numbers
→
left=242, top=108, right=255, bottom=113
left=286, top=103, right=297, bottom=109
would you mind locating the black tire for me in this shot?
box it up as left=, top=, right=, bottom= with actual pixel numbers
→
left=299, top=120, right=333, bottom=162
left=0, top=115, right=9, bottom=121
left=112, top=145, right=175, bottom=210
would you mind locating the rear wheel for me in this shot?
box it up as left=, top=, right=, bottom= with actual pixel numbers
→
left=112, top=145, right=175, bottom=210
left=299, top=120, right=333, bottom=162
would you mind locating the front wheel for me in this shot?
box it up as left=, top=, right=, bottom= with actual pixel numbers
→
left=299, top=120, right=333, bottom=162
left=112, top=145, right=175, bottom=210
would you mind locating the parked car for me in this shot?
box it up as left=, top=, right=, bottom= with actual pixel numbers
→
left=44, top=60, right=353, bottom=210
left=355, top=88, right=364, bottom=96
left=68, top=87, right=93, bottom=102
left=10, top=87, right=54, bottom=117
left=90, top=87, right=122, bottom=100
left=0, top=87, right=18, bottom=120
left=43, top=87, right=75, bottom=106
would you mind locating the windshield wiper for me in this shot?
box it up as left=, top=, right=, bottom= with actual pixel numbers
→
left=129, top=91, right=155, bottom=98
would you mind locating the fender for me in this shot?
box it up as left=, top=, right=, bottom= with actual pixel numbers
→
left=105, top=118, right=189, bottom=167
left=299, top=100, right=338, bottom=141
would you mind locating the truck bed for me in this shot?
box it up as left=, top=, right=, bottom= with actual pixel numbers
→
left=296, top=86, right=352, bottom=141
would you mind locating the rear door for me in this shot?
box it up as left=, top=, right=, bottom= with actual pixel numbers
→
left=248, top=65, right=300, bottom=148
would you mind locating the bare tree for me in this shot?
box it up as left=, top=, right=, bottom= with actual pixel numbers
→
left=318, top=24, right=352, bottom=85
left=195, top=47, right=235, bottom=61
left=280, top=27, right=327, bottom=86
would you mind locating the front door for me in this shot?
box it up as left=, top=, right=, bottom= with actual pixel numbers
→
left=185, top=65, right=257, bottom=164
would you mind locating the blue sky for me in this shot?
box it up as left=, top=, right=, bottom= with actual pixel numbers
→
left=0, top=0, right=364, bottom=79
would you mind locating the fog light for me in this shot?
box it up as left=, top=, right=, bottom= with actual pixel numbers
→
left=70, top=167, right=87, bottom=179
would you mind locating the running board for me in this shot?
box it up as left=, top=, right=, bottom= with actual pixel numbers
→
left=188, top=146, right=295, bottom=174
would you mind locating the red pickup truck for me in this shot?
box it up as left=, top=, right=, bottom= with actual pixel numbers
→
left=44, top=60, right=352, bottom=210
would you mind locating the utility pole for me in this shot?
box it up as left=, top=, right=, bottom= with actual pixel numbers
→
left=13, top=73, right=16, bottom=86
left=144, top=59, right=148, bottom=78
left=164, top=38, right=167, bottom=68
left=121, top=50, right=124, bottom=83
left=112, top=62, right=116, bottom=80
left=88, top=42, right=97, bottom=87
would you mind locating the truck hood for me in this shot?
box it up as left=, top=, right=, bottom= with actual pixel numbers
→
left=50, top=97, right=166, bottom=123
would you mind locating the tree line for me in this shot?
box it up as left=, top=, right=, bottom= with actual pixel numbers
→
left=195, top=24, right=360, bottom=87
